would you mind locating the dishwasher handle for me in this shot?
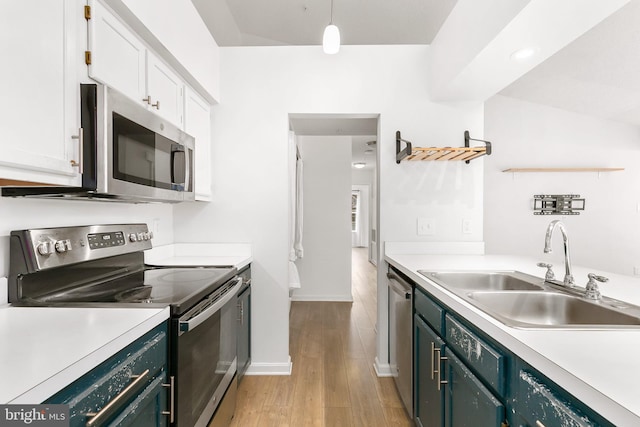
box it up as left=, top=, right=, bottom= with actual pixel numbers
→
left=387, top=272, right=412, bottom=300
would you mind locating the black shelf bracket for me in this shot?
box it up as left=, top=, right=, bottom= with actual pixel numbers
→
left=395, top=131, right=412, bottom=164
left=464, top=130, right=492, bottom=164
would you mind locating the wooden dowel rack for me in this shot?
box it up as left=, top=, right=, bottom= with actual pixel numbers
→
left=395, top=130, right=492, bottom=164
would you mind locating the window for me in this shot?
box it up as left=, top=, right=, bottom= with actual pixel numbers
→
left=352, top=190, right=360, bottom=232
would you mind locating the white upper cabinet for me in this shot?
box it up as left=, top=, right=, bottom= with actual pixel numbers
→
left=87, top=0, right=145, bottom=103
left=0, top=0, right=83, bottom=186
left=146, top=52, right=184, bottom=127
left=88, top=0, right=184, bottom=127
left=184, top=87, right=212, bottom=201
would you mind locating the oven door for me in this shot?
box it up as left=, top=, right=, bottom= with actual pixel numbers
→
left=173, top=277, right=241, bottom=427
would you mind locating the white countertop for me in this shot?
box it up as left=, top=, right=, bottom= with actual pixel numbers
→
left=0, top=306, right=170, bottom=404
left=384, top=251, right=640, bottom=426
left=145, top=243, right=252, bottom=270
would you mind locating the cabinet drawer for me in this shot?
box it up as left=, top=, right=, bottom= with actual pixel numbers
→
left=414, top=287, right=444, bottom=335
left=445, top=314, right=505, bottom=396
left=516, top=370, right=596, bottom=427
left=46, top=324, right=168, bottom=427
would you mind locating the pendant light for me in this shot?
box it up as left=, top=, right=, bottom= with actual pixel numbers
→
left=322, top=0, right=340, bottom=54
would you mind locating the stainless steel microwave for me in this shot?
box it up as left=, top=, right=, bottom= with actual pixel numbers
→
left=2, top=84, right=195, bottom=203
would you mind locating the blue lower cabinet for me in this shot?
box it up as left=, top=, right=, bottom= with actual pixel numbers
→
left=514, top=369, right=612, bottom=427
left=444, top=348, right=505, bottom=427
left=45, top=323, right=170, bottom=427
left=414, top=315, right=444, bottom=427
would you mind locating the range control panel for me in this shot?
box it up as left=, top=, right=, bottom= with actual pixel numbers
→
left=88, top=231, right=126, bottom=249
left=10, top=224, right=153, bottom=272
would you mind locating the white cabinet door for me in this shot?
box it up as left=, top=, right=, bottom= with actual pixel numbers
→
left=87, top=0, right=145, bottom=104
left=0, top=0, right=82, bottom=186
left=184, top=88, right=211, bottom=201
left=147, top=53, right=184, bottom=127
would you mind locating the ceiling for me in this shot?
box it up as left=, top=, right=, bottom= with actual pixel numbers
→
left=499, top=0, right=640, bottom=127
left=191, top=0, right=458, bottom=46
left=193, top=0, right=640, bottom=128
left=289, top=115, right=377, bottom=169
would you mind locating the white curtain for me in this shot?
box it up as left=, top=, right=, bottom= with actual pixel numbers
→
left=288, top=131, right=303, bottom=290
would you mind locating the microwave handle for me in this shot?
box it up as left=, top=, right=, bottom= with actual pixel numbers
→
left=171, top=149, right=186, bottom=187
left=184, top=146, right=192, bottom=191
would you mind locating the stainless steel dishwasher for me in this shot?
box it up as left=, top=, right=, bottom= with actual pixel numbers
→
left=387, top=266, right=413, bottom=418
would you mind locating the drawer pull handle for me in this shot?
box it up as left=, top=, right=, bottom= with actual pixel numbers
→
left=535, top=421, right=546, bottom=427
left=86, top=369, right=150, bottom=427
left=162, top=375, right=175, bottom=423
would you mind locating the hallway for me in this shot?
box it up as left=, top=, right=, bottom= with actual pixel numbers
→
left=229, top=248, right=412, bottom=426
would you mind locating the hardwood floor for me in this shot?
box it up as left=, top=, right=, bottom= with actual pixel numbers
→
left=230, top=248, right=413, bottom=427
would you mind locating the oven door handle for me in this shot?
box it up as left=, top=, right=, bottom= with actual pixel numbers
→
left=179, top=278, right=242, bottom=334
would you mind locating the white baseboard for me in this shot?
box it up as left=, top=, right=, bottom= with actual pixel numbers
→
left=244, top=356, right=292, bottom=376
left=374, top=357, right=394, bottom=377
left=290, top=294, right=354, bottom=302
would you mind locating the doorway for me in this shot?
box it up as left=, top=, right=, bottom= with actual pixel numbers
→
left=287, top=113, right=379, bottom=302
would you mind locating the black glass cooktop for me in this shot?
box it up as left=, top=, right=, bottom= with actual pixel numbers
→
left=24, top=267, right=236, bottom=316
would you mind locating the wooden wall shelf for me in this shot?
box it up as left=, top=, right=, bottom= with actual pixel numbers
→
left=502, top=168, right=624, bottom=173
left=396, top=130, right=492, bottom=164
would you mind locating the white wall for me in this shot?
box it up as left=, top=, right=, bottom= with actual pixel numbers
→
left=0, top=198, right=174, bottom=278
left=352, top=168, right=374, bottom=186
left=484, top=95, right=640, bottom=276
left=173, top=45, right=485, bottom=373
left=294, top=135, right=352, bottom=301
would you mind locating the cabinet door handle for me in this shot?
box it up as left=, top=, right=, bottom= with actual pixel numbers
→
left=152, top=100, right=160, bottom=110
left=434, top=348, right=448, bottom=391
left=142, top=96, right=151, bottom=104
left=162, top=375, right=175, bottom=423
left=70, top=127, right=84, bottom=174
left=86, top=369, right=150, bottom=427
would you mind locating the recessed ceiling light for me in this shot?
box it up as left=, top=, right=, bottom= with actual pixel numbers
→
left=353, top=162, right=366, bottom=169
left=364, top=149, right=374, bottom=155
left=510, top=47, right=537, bottom=61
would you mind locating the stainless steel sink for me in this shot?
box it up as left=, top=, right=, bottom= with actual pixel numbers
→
left=419, top=271, right=545, bottom=291
left=467, top=291, right=640, bottom=329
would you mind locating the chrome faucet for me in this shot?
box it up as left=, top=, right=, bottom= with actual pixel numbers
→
left=543, top=220, right=575, bottom=287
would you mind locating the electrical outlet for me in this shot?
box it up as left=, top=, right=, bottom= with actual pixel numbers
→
left=417, top=218, right=436, bottom=236
left=462, top=219, right=472, bottom=234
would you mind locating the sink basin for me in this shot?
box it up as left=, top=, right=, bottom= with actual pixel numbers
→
left=467, top=291, right=640, bottom=328
left=419, top=271, right=545, bottom=291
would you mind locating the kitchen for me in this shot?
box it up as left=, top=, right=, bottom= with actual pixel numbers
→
left=2, top=0, right=640, bottom=426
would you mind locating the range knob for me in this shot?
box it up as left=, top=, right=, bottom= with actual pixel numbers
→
left=129, top=233, right=138, bottom=242
left=148, top=231, right=154, bottom=239
left=137, top=232, right=145, bottom=241
left=54, top=239, right=72, bottom=253
left=37, top=242, right=53, bottom=256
